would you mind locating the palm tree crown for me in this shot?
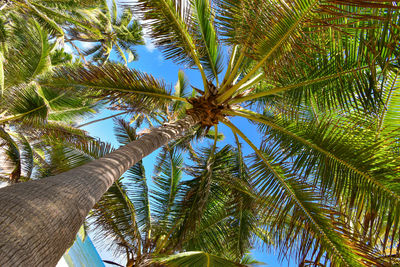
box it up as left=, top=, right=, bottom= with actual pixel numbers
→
left=0, top=0, right=399, bottom=266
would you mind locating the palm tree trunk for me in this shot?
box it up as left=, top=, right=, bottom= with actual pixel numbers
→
left=0, top=113, right=201, bottom=266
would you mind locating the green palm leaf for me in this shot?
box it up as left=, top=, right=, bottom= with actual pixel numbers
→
left=228, top=109, right=400, bottom=203
left=226, top=110, right=400, bottom=264
left=230, top=139, right=256, bottom=259
left=4, top=17, right=52, bottom=89
left=40, top=63, right=183, bottom=112
left=153, top=251, right=247, bottom=267
left=90, top=178, right=141, bottom=256
left=37, top=140, right=113, bottom=177
left=175, top=145, right=233, bottom=245
left=193, top=0, right=223, bottom=83
left=17, top=134, right=34, bottom=180
left=233, top=58, right=382, bottom=113
left=113, top=119, right=151, bottom=240
left=152, top=147, right=184, bottom=231
left=0, top=127, right=21, bottom=183
left=217, top=0, right=399, bottom=108
left=225, top=121, right=365, bottom=266
left=377, top=68, right=400, bottom=135
left=3, top=84, right=48, bottom=125
left=128, top=0, right=209, bottom=88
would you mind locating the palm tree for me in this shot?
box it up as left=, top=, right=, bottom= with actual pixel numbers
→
left=67, top=0, right=144, bottom=65
left=0, top=16, right=98, bottom=184
left=0, top=0, right=399, bottom=266
left=0, top=0, right=142, bottom=65
left=0, top=0, right=102, bottom=38
left=49, top=118, right=259, bottom=266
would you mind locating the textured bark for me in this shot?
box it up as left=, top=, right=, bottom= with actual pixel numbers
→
left=0, top=113, right=201, bottom=267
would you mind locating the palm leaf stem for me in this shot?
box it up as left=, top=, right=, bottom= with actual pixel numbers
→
left=223, top=120, right=359, bottom=267
left=309, top=91, right=320, bottom=123
left=32, top=21, right=51, bottom=78
left=77, top=111, right=130, bottom=128
left=229, top=64, right=373, bottom=104
left=211, top=124, right=218, bottom=155
left=221, top=45, right=238, bottom=86
left=218, top=48, right=245, bottom=96
left=218, top=0, right=320, bottom=102
left=115, top=181, right=142, bottom=257
left=31, top=2, right=102, bottom=36
left=22, top=1, right=64, bottom=37
left=149, top=113, right=166, bottom=126
left=0, top=51, right=4, bottom=96
left=376, top=70, right=398, bottom=139
left=65, top=38, right=88, bottom=64
left=41, top=83, right=188, bottom=103
left=163, top=147, right=178, bottom=224
left=145, top=114, right=154, bottom=127
left=157, top=0, right=209, bottom=93
left=0, top=92, right=65, bottom=124
left=195, top=0, right=220, bottom=86
left=115, top=43, right=128, bottom=66
left=155, top=217, right=183, bottom=253
left=236, top=72, right=264, bottom=93
left=48, top=106, right=95, bottom=115
left=224, top=108, right=400, bottom=202
left=101, top=49, right=112, bottom=66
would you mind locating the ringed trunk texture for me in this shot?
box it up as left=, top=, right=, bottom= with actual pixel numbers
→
left=0, top=113, right=200, bottom=266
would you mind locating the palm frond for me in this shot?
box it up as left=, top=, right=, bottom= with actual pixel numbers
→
left=114, top=118, right=138, bottom=145
left=113, top=118, right=151, bottom=243
left=377, top=68, right=400, bottom=136
left=152, top=251, right=247, bottom=267
left=224, top=121, right=366, bottom=266
left=228, top=109, right=400, bottom=204
left=127, top=0, right=209, bottom=88
left=151, top=147, right=184, bottom=232
left=4, top=17, right=52, bottom=89
left=0, top=127, right=21, bottom=183
left=50, top=48, right=73, bottom=66
left=90, top=178, right=141, bottom=257
left=174, top=145, right=233, bottom=246
left=127, top=0, right=194, bottom=66
left=174, top=70, right=190, bottom=98
left=226, top=110, right=400, bottom=264
left=35, top=138, right=113, bottom=177
left=229, top=138, right=257, bottom=259
left=216, top=0, right=319, bottom=87
left=232, top=59, right=382, bottom=113
left=193, top=0, right=223, bottom=83
left=123, top=159, right=151, bottom=248
left=40, top=63, right=184, bottom=113
left=23, top=1, right=65, bottom=37
left=217, top=0, right=399, bottom=109
left=17, top=134, right=34, bottom=180
left=2, top=83, right=48, bottom=125
left=27, top=120, right=91, bottom=144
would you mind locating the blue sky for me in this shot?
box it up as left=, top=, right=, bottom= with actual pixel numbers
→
left=75, top=39, right=297, bottom=266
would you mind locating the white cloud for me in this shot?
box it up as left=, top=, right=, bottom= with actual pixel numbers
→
left=144, top=37, right=155, bottom=52
left=63, top=43, right=73, bottom=54
left=80, top=41, right=95, bottom=50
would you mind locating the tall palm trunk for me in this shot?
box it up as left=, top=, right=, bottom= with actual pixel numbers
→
left=0, top=113, right=201, bottom=266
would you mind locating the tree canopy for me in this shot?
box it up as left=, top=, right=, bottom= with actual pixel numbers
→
left=0, top=0, right=399, bottom=266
